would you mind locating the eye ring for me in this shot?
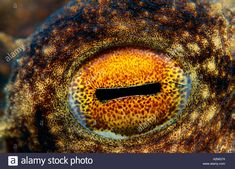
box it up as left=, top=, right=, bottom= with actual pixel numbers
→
left=68, top=46, right=192, bottom=140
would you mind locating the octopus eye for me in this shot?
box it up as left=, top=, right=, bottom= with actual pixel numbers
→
left=69, top=47, right=191, bottom=139
left=2, top=0, right=234, bottom=153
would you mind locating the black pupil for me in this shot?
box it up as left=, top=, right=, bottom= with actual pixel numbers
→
left=95, top=82, right=161, bottom=102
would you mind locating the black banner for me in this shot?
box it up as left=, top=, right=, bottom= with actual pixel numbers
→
left=1, top=153, right=234, bottom=169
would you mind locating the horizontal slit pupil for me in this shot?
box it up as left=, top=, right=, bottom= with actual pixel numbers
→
left=95, top=82, right=161, bottom=102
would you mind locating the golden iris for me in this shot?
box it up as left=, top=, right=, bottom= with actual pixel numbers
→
left=69, top=47, right=191, bottom=139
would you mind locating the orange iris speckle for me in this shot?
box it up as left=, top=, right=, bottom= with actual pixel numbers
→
left=69, top=47, right=191, bottom=139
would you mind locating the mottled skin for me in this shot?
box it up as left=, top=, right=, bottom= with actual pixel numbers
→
left=0, top=0, right=234, bottom=152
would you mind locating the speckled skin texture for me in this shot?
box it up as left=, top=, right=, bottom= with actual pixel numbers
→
left=1, top=0, right=234, bottom=152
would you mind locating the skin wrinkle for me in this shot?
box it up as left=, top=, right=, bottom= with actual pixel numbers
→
left=1, top=0, right=234, bottom=152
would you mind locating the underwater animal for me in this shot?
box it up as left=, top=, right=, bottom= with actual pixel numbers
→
left=0, top=0, right=234, bottom=153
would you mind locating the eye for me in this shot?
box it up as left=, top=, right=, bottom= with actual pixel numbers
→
left=69, top=47, right=191, bottom=139
left=3, top=0, right=234, bottom=152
